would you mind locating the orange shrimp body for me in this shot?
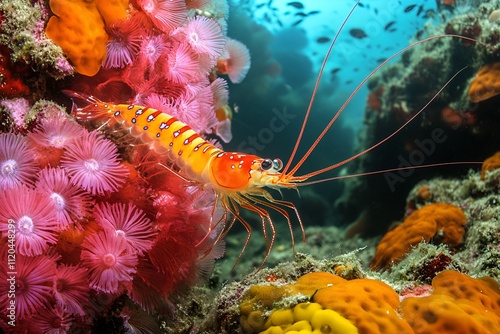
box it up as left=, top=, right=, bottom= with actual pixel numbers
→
left=65, top=91, right=305, bottom=268
left=64, top=91, right=298, bottom=194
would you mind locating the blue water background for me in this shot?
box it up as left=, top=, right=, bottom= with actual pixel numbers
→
left=249, top=0, right=437, bottom=129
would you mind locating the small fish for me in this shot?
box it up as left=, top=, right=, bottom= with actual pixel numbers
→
left=384, top=21, right=396, bottom=31
left=277, top=19, right=283, bottom=27
left=376, top=58, right=386, bottom=64
left=330, top=68, right=340, bottom=75
left=349, top=28, right=367, bottom=39
left=417, top=5, right=424, bottom=16
left=287, top=1, right=304, bottom=9
left=295, top=12, right=307, bottom=17
left=256, top=3, right=265, bottom=9
left=358, top=2, right=365, bottom=7
left=316, top=37, right=331, bottom=44
left=388, top=28, right=397, bottom=33
left=291, top=19, right=303, bottom=27
left=404, top=4, right=416, bottom=13
left=308, top=10, right=320, bottom=15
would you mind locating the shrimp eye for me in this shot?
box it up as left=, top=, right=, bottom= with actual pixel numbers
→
left=261, top=159, right=273, bottom=170
left=273, top=158, right=283, bottom=171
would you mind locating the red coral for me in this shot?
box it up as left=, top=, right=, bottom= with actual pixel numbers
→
left=0, top=46, right=29, bottom=98
left=418, top=253, right=453, bottom=281
left=367, top=86, right=384, bottom=112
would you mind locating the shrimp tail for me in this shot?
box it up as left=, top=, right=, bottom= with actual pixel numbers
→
left=62, top=90, right=113, bottom=122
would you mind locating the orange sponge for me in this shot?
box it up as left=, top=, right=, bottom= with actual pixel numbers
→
left=238, top=271, right=500, bottom=334
left=481, top=151, right=500, bottom=180
left=371, top=203, right=467, bottom=269
left=313, top=278, right=414, bottom=333
left=46, top=0, right=108, bottom=76
left=95, top=0, right=129, bottom=27
left=292, top=271, right=347, bottom=295
left=468, top=63, right=500, bottom=103
left=401, top=270, right=500, bottom=333
left=45, top=0, right=129, bottom=76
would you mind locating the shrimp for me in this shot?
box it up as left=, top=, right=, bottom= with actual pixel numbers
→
left=64, top=2, right=482, bottom=269
left=63, top=89, right=308, bottom=267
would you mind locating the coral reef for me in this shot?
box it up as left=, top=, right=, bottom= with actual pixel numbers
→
left=2, top=0, right=500, bottom=332
left=0, top=0, right=252, bottom=332
left=371, top=203, right=466, bottom=270
left=468, top=62, right=500, bottom=103
left=335, top=0, right=500, bottom=238
left=203, top=251, right=500, bottom=334
left=197, top=142, right=500, bottom=333
left=481, top=151, right=500, bottom=179
left=0, top=105, right=225, bottom=332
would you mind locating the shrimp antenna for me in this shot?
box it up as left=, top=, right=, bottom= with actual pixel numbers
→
left=280, top=0, right=361, bottom=177
left=298, top=161, right=484, bottom=186
left=285, top=34, right=482, bottom=180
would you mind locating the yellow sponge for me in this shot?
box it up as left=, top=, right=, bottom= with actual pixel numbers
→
left=293, top=303, right=323, bottom=322
left=260, top=303, right=356, bottom=334
left=311, top=309, right=358, bottom=334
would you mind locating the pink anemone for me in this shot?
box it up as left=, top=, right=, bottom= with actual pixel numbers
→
left=217, top=37, right=251, bottom=84
left=61, top=131, right=129, bottom=195
left=139, top=34, right=171, bottom=68
left=0, top=133, right=39, bottom=189
left=181, top=16, right=225, bottom=60
left=31, top=305, right=73, bottom=333
left=210, top=77, right=229, bottom=109
left=36, top=167, right=94, bottom=229
left=80, top=231, right=138, bottom=293
left=94, top=202, right=156, bottom=254
left=53, top=265, right=90, bottom=316
left=0, top=253, right=57, bottom=319
left=28, top=116, right=84, bottom=149
left=163, top=42, right=202, bottom=84
left=137, top=0, right=187, bottom=33
left=103, top=17, right=144, bottom=69
left=0, top=186, right=59, bottom=256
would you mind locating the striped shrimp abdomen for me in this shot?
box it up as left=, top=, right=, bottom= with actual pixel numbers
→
left=111, top=104, right=222, bottom=183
